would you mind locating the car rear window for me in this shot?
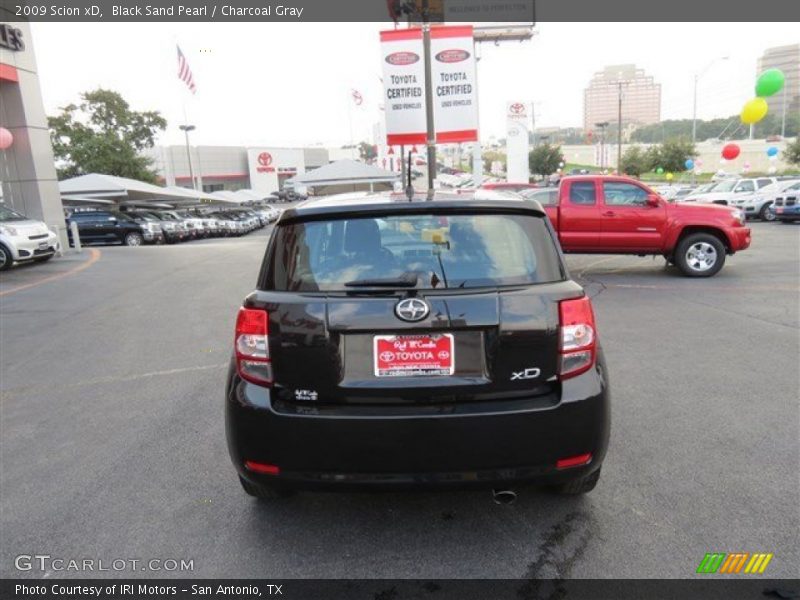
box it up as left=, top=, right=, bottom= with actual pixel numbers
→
left=266, top=212, right=564, bottom=291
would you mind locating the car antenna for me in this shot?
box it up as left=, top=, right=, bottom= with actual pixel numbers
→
left=405, top=149, right=414, bottom=201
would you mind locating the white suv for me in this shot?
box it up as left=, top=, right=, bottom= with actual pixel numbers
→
left=730, top=179, right=800, bottom=221
left=0, top=204, right=60, bottom=271
left=685, top=177, right=777, bottom=206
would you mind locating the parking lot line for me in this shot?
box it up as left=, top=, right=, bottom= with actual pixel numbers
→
left=0, top=248, right=101, bottom=298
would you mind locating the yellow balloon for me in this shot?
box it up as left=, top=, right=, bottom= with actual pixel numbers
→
left=666, top=172, right=674, bottom=180
left=741, top=97, right=768, bottom=125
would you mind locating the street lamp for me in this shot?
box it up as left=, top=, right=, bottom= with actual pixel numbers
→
left=692, top=56, right=729, bottom=147
left=595, top=121, right=609, bottom=171
left=179, top=124, right=197, bottom=191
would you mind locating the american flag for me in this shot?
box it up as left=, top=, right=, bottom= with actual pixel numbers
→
left=177, top=46, right=196, bottom=94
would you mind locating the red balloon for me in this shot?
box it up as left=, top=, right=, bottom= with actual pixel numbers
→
left=721, top=143, right=740, bottom=160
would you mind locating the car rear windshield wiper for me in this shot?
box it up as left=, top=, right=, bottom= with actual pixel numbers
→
left=345, top=273, right=418, bottom=288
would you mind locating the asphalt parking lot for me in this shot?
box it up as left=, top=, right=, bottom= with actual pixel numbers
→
left=0, top=222, right=797, bottom=579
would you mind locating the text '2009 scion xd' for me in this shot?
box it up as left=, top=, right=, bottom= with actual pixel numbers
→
left=226, top=191, right=610, bottom=498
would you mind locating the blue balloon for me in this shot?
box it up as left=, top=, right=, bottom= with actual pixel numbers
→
left=766, top=146, right=778, bottom=157
left=685, top=159, right=694, bottom=170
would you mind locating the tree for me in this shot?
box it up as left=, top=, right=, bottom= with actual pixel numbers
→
left=528, top=143, right=564, bottom=177
left=48, top=89, right=167, bottom=182
left=784, top=137, right=800, bottom=166
left=357, top=141, right=377, bottom=162
left=619, top=145, right=650, bottom=178
left=647, top=139, right=697, bottom=173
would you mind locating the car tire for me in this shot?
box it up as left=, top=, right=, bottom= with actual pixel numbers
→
left=124, top=232, right=143, bottom=247
left=552, top=468, right=601, bottom=495
left=0, top=244, right=12, bottom=271
left=675, top=233, right=726, bottom=278
left=238, top=476, right=294, bottom=501
left=759, top=203, right=775, bottom=222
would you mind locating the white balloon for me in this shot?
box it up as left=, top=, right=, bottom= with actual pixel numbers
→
left=768, top=166, right=777, bottom=174
left=719, top=158, right=727, bottom=165
left=695, top=169, right=703, bottom=175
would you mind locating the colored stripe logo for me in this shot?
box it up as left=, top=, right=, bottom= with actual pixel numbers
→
left=697, top=552, right=773, bottom=574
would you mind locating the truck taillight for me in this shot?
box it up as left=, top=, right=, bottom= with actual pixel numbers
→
left=558, top=296, right=596, bottom=379
left=235, top=307, right=272, bottom=386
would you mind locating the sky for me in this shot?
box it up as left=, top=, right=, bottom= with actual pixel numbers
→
left=30, top=22, right=799, bottom=148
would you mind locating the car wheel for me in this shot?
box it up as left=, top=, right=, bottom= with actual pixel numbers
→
left=552, top=468, right=601, bottom=495
left=0, top=244, right=12, bottom=271
left=124, top=232, right=143, bottom=247
left=238, top=476, right=294, bottom=500
left=675, top=233, right=726, bottom=277
left=760, top=203, right=776, bottom=222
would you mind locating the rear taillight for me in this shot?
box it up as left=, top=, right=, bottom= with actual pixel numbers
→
left=234, top=307, right=272, bottom=386
left=558, top=296, right=596, bottom=379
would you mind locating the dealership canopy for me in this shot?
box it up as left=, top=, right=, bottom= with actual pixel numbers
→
left=285, top=159, right=399, bottom=192
left=59, top=173, right=221, bottom=207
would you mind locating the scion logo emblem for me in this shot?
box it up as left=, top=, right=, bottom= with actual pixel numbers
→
left=395, top=298, right=430, bottom=322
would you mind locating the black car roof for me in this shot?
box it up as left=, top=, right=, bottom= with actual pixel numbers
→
left=279, top=190, right=546, bottom=222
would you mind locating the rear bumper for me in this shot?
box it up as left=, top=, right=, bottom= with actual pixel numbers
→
left=226, top=353, right=610, bottom=491
left=775, top=206, right=800, bottom=221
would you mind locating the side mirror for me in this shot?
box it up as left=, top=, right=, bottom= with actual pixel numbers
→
left=646, top=194, right=660, bottom=207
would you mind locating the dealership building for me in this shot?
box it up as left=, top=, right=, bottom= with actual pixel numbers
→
left=145, top=145, right=361, bottom=195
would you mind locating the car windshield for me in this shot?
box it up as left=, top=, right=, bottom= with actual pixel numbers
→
left=0, top=205, right=28, bottom=222
left=713, top=180, right=737, bottom=192
left=267, top=212, right=563, bottom=292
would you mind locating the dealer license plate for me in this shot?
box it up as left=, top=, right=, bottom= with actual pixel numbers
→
left=374, top=334, right=454, bottom=377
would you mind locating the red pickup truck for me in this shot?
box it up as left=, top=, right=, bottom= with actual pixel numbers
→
left=539, top=176, right=751, bottom=277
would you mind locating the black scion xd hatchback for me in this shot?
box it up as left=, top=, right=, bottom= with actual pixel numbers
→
left=226, top=190, right=610, bottom=498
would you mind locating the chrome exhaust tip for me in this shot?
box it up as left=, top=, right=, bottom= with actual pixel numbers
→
left=492, top=489, right=517, bottom=505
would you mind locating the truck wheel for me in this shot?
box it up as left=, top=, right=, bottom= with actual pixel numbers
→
left=0, top=244, right=12, bottom=271
left=759, top=203, right=775, bottom=221
left=124, top=232, right=143, bottom=247
left=238, top=476, right=294, bottom=501
left=552, top=468, right=601, bottom=495
left=675, top=233, right=726, bottom=277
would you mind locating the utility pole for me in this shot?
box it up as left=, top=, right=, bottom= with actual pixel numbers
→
left=616, top=81, right=625, bottom=173
left=179, top=124, right=196, bottom=190
left=421, top=0, right=436, bottom=193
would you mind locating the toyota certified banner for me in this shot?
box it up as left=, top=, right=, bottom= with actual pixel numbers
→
left=431, top=25, right=478, bottom=143
left=380, top=26, right=478, bottom=146
left=380, top=28, right=426, bottom=146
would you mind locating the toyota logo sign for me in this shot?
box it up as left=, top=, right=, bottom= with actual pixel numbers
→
left=257, top=152, right=273, bottom=167
left=395, top=298, right=430, bottom=322
left=509, top=103, right=526, bottom=116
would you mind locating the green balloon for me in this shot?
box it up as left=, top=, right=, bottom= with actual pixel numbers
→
left=656, top=167, right=664, bottom=174
left=755, top=69, right=785, bottom=98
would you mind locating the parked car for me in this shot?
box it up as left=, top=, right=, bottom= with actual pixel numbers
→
left=519, top=187, right=558, bottom=205
left=480, top=182, right=540, bottom=193
left=125, top=212, right=166, bottom=244
left=65, top=210, right=145, bottom=247
left=773, top=184, right=800, bottom=223
left=729, top=179, right=800, bottom=221
left=543, top=176, right=751, bottom=277
left=0, top=204, right=60, bottom=271
left=149, top=211, right=190, bottom=243
left=227, top=190, right=610, bottom=499
left=684, top=177, right=777, bottom=206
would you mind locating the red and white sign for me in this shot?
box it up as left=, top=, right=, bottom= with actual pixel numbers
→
left=379, top=26, right=478, bottom=146
left=430, top=25, right=477, bottom=143
left=247, top=148, right=305, bottom=194
left=374, top=334, right=454, bottom=377
left=256, top=152, right=275, bottom=173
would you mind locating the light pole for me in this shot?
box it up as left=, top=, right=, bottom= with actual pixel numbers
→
left=595, top=121, right=609, bottom=171
left=179, top=124, right=196, bottom=191
left=692, top=56, right=729, bottom=147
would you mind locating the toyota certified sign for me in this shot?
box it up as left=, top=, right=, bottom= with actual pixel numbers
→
left=386, top=51, right=420, bottom=66
left=435, top=49, right=470, bottom=63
